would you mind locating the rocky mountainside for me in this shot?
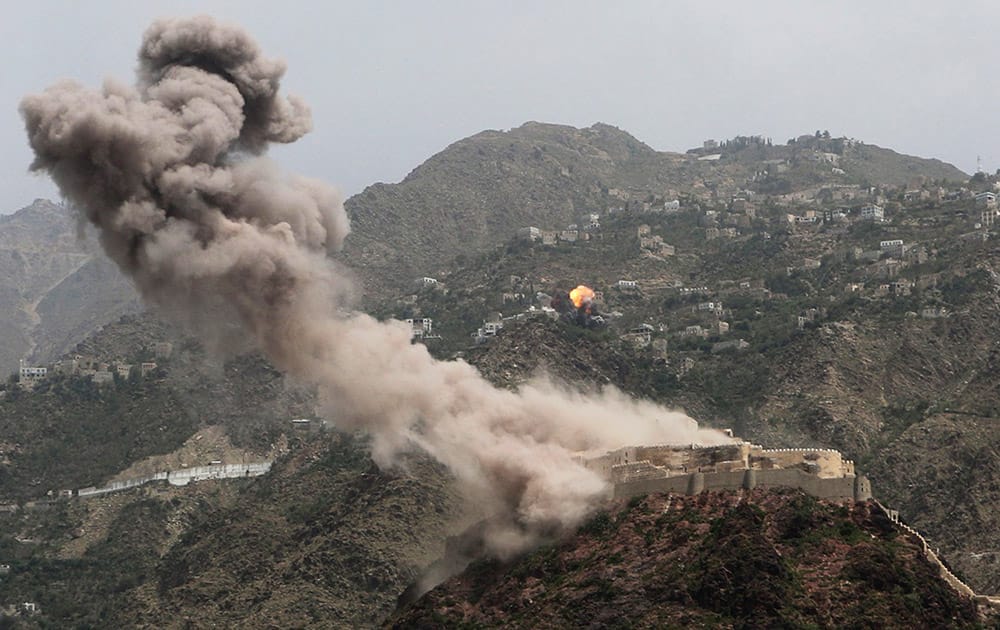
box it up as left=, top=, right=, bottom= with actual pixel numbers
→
left=342, top=123, right=967, bottom=295
left=0, top=314, right=465, bottom=628
left=4, top=309, right=997, bottom=627
left=0, top=433, right=463, bottom=629
left=0, top=314, right=313, bottom=500
left=109, top=435, right=463, bottom=629
left=343, top=122, right=660, bottom=294
left=454, top=306, right=1000, bottom=596
left=0, top=124, right=965, bottom=362
left=369, top=166, right=1000, bottom=593
left=391, top=490, right=982, bottom=628
left=0, top=124, right=989, bottom=627
left=0, top=200, right=138, bottom=374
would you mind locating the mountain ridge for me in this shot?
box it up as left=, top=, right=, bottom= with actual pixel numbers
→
left=341, top=122, right=967, bottom=295
left=0, top=200, right=139, bottom=374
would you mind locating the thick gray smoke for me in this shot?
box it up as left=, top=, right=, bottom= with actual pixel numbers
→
left=21, top=16, right=732, bottom=556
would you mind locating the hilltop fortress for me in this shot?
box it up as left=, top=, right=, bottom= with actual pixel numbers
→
left=582, top=439, right=1000, bottom=613
left=583, top=440, right=872, bottom=502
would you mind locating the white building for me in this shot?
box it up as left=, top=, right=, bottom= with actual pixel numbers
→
left=518, top=226, right=541, bottom=241
left=975, top=191, right=997, bottom=208
left=471, top=319, right=505, bottom=344
left=405, top=318, right=433, bottom=339
left=616, top=280, right=638, bottom=289
left=483, top=321, right=504, bottom=335
left=621, top=325, right=654, bottom=348
left=860, top=205, right=885, bottom=222
left=18, top=361, right=46, bottom=388
left=879, top=239, right=905, bottom=256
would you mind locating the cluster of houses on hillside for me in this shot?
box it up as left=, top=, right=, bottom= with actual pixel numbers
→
left=397, top=169, right=993, bottom=380
left=518, top=211, right=604, bottom=245
left=607, top=198, right=682, bottom=216
left=637, top=224, right=676, bottom=257
left=13, top=341, right=172, bottom=390
left=782, top=203, right=886, bottom=225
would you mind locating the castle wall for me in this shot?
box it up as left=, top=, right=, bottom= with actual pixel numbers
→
left=750, top=448, right=850, bottom=479
left=76, top=462, right=271, bottom=498
left=701, top=471, right=746, bottom=490
left=611, top=461, right=670, bottom=483
left=872, top=500, right=983, bottom=602
left=632, top=443, right=749, bottom=472
left=613, top=468, right=859, bottom=501
left=591, top=443, right=857, bottom=480
left=613, top=475, right=689, bottom=498
left=586, top=442, right=752, bottom=479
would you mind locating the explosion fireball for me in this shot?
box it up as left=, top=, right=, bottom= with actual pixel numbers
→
left=569, top=284, right=595, bottom=311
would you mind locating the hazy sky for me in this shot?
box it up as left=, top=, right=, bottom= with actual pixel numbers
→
left=2, top=1, right=997, bottom=213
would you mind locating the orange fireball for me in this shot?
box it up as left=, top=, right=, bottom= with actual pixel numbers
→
left=569, top=285, right=596, bottom=309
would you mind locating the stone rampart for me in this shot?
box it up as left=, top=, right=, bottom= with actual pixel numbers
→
left=588, top=441, right=858, bottom=486
left=76, top=462, right=271, bottom=498
left=751, top=447, right=853, bottom=478
left=613, top=467, right=862, bottom=501
left=164, top=462, right=272, bottom=486
left=871, top=500, right=983, bottom=602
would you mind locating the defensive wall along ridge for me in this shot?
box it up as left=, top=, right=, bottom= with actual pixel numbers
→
left=0, top=462, right=273, bottom=510
left=871, top=500, right=1000, bottom=611
left=76, top=461, right=273, bottom=497
left=583, top=440, right=1000, bottom=609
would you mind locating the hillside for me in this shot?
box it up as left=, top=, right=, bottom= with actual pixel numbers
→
left=369, top=173, right=1000, bottom=595
left=391, top=490, right=981, bottom=628
left=0, top=313, right=466, bottom=628
left=343, top=122, right=661, bottom=294
left=0, top=434, right=464, bottom=629
left=342, top=123, right=967, bottom=295
left=0, top=200, right=138, bottom=374
left=0, top=124, right=990, bottom=627
left=0, top=314, right=313, bottom=499
left=0, top=125, right=966, bottom=361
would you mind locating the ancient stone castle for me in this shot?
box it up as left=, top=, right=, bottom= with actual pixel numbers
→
left=583, top=440, right=872, bottom=502
left=582, top=439, right=1000, bottom=612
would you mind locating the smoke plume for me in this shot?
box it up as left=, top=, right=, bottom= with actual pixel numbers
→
left=21, top=16, right=731, bottom=556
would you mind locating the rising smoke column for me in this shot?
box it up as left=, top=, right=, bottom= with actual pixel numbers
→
left=21, top=15, right=732, bottom=555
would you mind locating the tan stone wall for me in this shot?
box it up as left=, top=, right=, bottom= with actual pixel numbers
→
left=633, top=443, right=749, bottom=472
left=751, top=447, right=849, bottom=479
left=613, top=468, right=858, bottom=501
left=587, top=443, right=856, bottom=487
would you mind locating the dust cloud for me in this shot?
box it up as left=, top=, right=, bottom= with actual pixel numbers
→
left=21, top=15, right=732, bottom=556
